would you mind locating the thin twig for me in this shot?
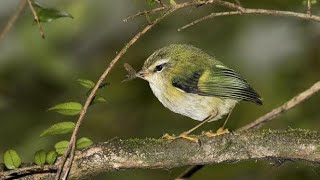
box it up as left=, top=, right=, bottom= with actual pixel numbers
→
left=215, top=0, right=244, bottom=11
left=0, top=165, right=57, bottom=179
left=60, top=137, right=76, bottom=180
left=0, top=0, right=27, bottom=43
left=238, top=81, right=320, bottom=131
left=26, top=0, right=45, bottom=39
left=178, top=11, right=241, bottom=31
left=176, top=165, right=204, bottom=179
left=123, top=6, right=169, bottom=22
left=178, top=7, right=320, bottom=31
left=123, top=0, right=241, bottom=22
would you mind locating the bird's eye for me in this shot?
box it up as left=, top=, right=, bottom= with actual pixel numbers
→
left=154, top=64, right=164, bottom=72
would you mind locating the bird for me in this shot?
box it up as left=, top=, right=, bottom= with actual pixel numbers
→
left=134, top=44, right=262, bottom=142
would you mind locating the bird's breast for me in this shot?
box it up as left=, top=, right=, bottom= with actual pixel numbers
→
left=149, top=81, right=237, bottom=121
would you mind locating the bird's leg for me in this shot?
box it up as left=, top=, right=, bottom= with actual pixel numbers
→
left=163, top=110, right=217, bottom=142
left=204, top=107, right=234, bottom=137
left=176, top=118, right=211, bottom=142
left=183, top=116, right=213, bottom=135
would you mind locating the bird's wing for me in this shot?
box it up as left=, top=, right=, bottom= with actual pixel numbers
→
left=172, top=64, right=263, bottom=105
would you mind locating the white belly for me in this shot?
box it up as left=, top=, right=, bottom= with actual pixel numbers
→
left=149, top=82, right=238, bottom=121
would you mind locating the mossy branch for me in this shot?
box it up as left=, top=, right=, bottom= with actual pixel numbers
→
left=2, top=129, right=320, bottom=179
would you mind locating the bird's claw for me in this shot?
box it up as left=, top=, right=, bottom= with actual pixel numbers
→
left=162, top=132, right=199, bottom=143
left=203, top=127, right=230, bottom=137
left=162, top=133, right=177, bottom=140
left=178, top=132, right=199, bottom=143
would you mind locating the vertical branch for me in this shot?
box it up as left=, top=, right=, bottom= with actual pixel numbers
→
left=0, top=0, right=27, bottom=43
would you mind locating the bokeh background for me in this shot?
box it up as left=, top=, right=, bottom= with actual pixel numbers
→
left=0, top=0, right=320, bottom=179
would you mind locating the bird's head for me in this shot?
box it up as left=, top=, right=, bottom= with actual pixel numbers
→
left=136, top=44, right=203, bottom=84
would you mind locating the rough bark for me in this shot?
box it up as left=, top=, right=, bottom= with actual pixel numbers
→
left=1, top=129, right=320, bottom=179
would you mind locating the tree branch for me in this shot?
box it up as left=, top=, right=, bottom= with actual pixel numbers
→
left=0, top=0, right=27, bottom=43
left=238, top=81, right=320, bottom=131
left=178, top=8, right=320, bottom=31
left=2, top=129, right=320, bottom=180
left=0, top=165, right=57, bottom=179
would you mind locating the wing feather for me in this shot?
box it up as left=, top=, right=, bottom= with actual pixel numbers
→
left=171, top=65, right=263, bottom=105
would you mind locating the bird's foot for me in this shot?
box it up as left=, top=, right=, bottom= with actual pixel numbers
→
left=161, top=133, right=176, bottom=140
left=178, top=132, right=199, bottom=143
left=203, top=127, right=229, bottom=137
left=162, top=132, right=199, bottom=143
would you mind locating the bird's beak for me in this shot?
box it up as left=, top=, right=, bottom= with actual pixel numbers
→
left=136, top=70, right=148, bottom=80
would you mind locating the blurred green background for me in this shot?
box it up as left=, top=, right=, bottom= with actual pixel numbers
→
left=0, top=0, right=320, bottom=179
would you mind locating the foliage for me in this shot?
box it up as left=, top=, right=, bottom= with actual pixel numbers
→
left=3, top=150, right=21, bottom=170
left=54, top=140, right=69, bottom=155
left=40, top=121, right=75, bottom=137
left=76, top=137, right=94, bottom=150
left=48, top=102, right=83, bottom=116
left=46, top=151, right=58, bottom=165
left=34, top=150, right=46, bottom=166
left=33, top=1, right=73, bottom=23
left=77, top=79, right=95, bottom=89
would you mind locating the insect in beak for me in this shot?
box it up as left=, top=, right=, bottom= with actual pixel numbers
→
left=123, top=63, right=148, bottom=82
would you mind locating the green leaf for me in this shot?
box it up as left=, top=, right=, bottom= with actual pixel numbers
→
left=170, top=0, right=177, bottom=5
left=33, top=2, right=73, bottom=23
left=46, top=151, right=58, bottom=165
left=34, top=150, right=46, bottom=166
left=77, top=79, right=95, bottom=89
left=76, top=137, right=93, bottom=150
left=40, top=122, right=75, bottom=137
left=54, top=141, right=69, bottom=155
left=3, top=149, right=21, bottom=170
left=92, top=95, right=106, bottom=105
left=48, top=102, right=82, bottom=116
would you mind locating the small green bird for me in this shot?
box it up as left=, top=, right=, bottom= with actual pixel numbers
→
left=135, top=44, right=262, bottom=141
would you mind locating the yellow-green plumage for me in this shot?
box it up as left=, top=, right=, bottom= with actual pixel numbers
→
left=137, top=44, right=262, bottom=122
